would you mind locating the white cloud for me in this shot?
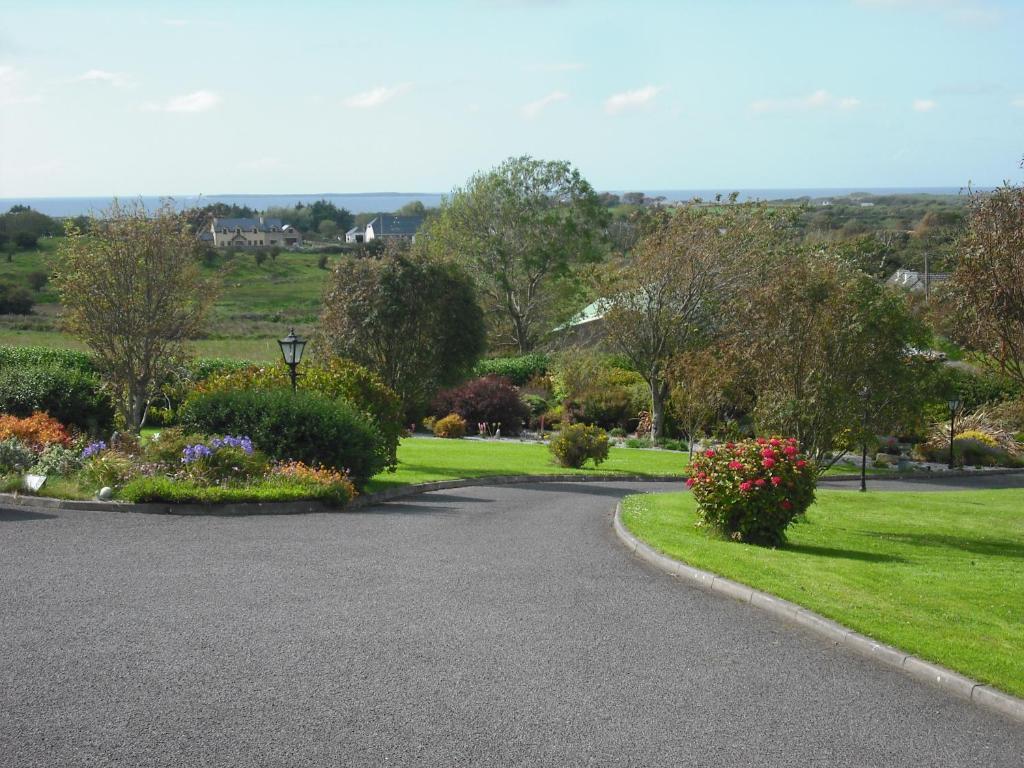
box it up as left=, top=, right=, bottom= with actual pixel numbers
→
left=74, top=69, right=132, bottom=88
left=604, top=85, right=662, bottom=115
left=343, top=83, right=411, bottom=109
left=522, top=90, right=567, bottom=118
left=750, top=89, right=860, bottom=114
left=912, top=98, right=937, bottom=112
left=0, top=65, right=41, bottom=106
left=1010, top=97, right=1024, bottom=108
left=144, top=89, right=221, bottom=113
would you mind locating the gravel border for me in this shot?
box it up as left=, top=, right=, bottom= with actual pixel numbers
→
left=612, top=501, right=1024, bottom=724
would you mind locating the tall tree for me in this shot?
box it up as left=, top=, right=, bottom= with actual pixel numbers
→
left=731, top=250, right=935, bottom=467
left=600, top=204, right=785, bottom=439
left=318, top=242, right=486, bottom=418
left=53, top=202, right=219, bottom=431
left=947, top=181, right=1024, bottom=386
left=420, top=156, right=609, bottom=352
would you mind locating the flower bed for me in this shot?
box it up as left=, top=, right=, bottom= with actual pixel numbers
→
left=0, top=414, right=356, bottom=509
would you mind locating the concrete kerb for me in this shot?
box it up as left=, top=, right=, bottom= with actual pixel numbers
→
left=611, top=501, right=1024, bottom=725
left=0, top=474, right=682, bottom=516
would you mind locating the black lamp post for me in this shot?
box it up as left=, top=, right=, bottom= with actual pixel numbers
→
left=278, top=328, right=307, bottom=393
left=947, top=395, right=961, bottom=469
left=858, top=386, right=870, bottom=493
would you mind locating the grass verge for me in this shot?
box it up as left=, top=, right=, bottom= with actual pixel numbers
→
left=364, top=437, right=687, bottom=492
left=621, top=489, right=1024, bottom=698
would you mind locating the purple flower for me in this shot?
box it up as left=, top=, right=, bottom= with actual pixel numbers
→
left=181, top=443, right=213, bottom=464
left=81, top=441, right=107, bottom=459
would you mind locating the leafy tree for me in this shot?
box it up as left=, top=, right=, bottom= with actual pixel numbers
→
left=53, top=202, right=219, bottom=431
left=667, top=347, right=746, bottom=453
left=318, top=241, right=486, bottom=418
left=600, top=205, right=785, bottom=439
left=318, top=220, right=339, bottom=240
left=0, top=281, right=34, bottom=314
left=14, top=232, right=38, bottom=250
left=307, top=199, right=354, bottom=232
left=947, top=182, right=1024, bottom=386
left=730, top=250, right=935, bottom=467
left=397, top=200, right=426, bottom=216
left=420, top=155, right=609, bottom=352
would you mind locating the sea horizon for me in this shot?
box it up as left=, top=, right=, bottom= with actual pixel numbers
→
left=0, top=186, right=976, bottom=218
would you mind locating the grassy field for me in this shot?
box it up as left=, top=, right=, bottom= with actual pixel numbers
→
left=621, top=489, right=1024, bottom=697
left=364, top=437, right=688, bottom=492
left=0, top=239, right=335, bottom=361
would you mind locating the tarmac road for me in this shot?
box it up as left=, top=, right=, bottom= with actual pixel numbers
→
left=2, top=478, right=1023, bottom=766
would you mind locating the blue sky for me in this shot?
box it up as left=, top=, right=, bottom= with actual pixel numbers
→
left=1, top=0, right=1021, bottom=196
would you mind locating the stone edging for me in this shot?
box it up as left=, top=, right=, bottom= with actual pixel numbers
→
left=611, top=502, right=1024, bottom=725
left=0, top=475, right=682, bottom=516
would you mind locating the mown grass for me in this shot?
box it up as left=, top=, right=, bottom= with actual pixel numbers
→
left=365, top=437, right=688, bottom=492
left=621, top=489, right=1024, bottom=697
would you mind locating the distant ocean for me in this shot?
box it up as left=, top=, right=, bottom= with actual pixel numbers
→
left=0, top=187, right=970, bottom=218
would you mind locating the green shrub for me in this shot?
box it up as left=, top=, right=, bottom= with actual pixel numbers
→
left=143, top=427, right=208, bottom=468
left=433, top=413, right=467, bottom=439
left=179, top=389, right=385, bottom=487
left=197, top=359, right=402, bottom=470
left=179, top=436, right=269, bottom=485
left=549, top=423, right=610, bottom=469
left=0, top=364, right=113, bottom=434
left=552, top=352, right=648, bottom=430
left=625, top=437, right=652, bottom=449
left=474, top=354, right=550, bottom=385
left=687, top=438, right=816, bottom=546
left=657, top=437, right=685, bottom=452
left=953, top=437, right=1003, bottom=467
left=0, top=281, right=34, bottom=314
left=609, top=427, right=627, bottom=438
left=0, top=345, right=95, bottom=373
left=0, top=438, right=35, bottom=473
left=30, top=444, right=82, bottom=476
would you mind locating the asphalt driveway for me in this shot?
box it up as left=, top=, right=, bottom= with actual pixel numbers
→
left=2, top=479, right=1023, bottom=766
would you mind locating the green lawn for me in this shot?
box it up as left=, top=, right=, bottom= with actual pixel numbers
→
left=365, top=437, right=688, bottom=492
left=621, top=489, right=1024, bottom=697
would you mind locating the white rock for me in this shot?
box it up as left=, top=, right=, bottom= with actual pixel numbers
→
left=97, top=487, right=114, bottom=501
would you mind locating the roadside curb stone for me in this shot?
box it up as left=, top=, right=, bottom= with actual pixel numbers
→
left=612, top=501, right=1024, bottom=725
left=0, top=474, right=682, bottom=516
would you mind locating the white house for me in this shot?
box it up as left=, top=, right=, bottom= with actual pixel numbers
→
left=204, top=217, right=302, bottom=248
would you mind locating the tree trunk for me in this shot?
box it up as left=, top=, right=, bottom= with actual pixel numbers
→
left=128, top=387, right=147, bottom=433
left=649, top=380, right=668, bottom=441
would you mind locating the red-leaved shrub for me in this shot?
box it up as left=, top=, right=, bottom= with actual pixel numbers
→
left=432, top=376, right=530, bottom=436
left=686, top=437, right=816, bottom=546
left=0, top=411, right=72, bottom=450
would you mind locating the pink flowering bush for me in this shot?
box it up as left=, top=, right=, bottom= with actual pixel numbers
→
left=686, top=437, right=816, bottom=546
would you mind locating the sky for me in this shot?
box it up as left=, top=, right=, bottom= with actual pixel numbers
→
left=0, top=0, right=1022, bottom=197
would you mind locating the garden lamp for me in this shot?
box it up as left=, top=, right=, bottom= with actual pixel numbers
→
left=278, top=328, right=307, bottom=393
left=947, top=395, right=961, bottom=470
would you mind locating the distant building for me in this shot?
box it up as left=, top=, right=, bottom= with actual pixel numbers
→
left=886, top=268, right=950, bottom=294
left=205, top=217, right=302, bottom=248
left=345, top=225, right=365, bottom=243
left=364, top=214, right=424, bottom=243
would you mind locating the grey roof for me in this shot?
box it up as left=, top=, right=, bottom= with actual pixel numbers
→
left=886, top=268, right=951, bottom=292
left=213, top=217, right=285, bottom=232
left=368, top=214, right=424, bottom=236
left=346, top=225, right=365, bottom=235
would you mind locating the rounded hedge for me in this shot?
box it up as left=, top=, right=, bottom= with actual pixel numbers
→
left=0, top=364, right=113, bottom=434
left=179, top=389, right=385, bottom=487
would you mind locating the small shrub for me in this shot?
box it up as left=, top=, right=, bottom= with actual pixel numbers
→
left=432, top=376, right=530, bottom=436
left=549, top=423, right=610, bottom=469
left=27, top=271, right=49, bottom=291
left=625, top=438, right=652, bottom=449
left=30, top=444, right=82, bottom=476
left=272, top=461, right=356, bottom=505
left=0, top=281, right=33, bottom=314
left=317, top=254, right=329, bottom=269
left=433, top=413, right=467, bottom=439
left=179, top=389, right=385, bottom=487
left=81, top=451, right=137, bottom=489
left=0, top=438, right=35, bottom=473
left=687, top=437, right=816, bottom=546
left=953, top=437, right=1003, bottom=467
left=609, top=427, right=626, bottom=438
left=0, top=412, right=71, bottom=449
left=143, top=427, right=206, bottom=467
